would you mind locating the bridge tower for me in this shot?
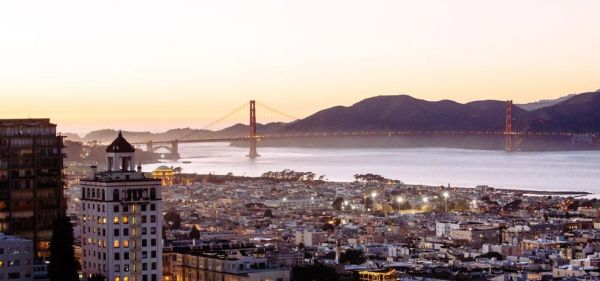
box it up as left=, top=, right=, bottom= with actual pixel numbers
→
left=248, top=100, right=259, bottom=159
left=505, top=100, right=513, bottom=152
left=171, top=139, right=180, bottom=160
left=146, top=140, right=153, bottom=152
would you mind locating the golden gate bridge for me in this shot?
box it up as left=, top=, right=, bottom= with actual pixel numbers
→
left=131, top=100, right=595, bottom=160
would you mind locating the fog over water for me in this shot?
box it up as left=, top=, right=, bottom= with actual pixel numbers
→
left=143, top=142, right=600, bottom=194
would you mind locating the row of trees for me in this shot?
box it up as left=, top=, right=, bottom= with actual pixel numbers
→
left=261, top=169, right=325, bottom=182
left=353, top=173, right=401, bottom=184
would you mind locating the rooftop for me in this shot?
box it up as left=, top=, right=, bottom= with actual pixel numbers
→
left=106, top=131, right=135, bottom=153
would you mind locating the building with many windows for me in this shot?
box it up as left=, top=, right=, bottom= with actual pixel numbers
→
left=0, top=232, right=34, bottom=281
left=0, top=119, right=65, bottom=258
left=81, top=132, right=162, bottom=281
left=163, top=244, right=291, bottom=281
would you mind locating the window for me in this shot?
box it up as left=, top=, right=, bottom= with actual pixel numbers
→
left=114, top=240, right=120, bottom=248
left=114, top=205, right=119, bottom=212
left=141, top=204, right=146, bottom=212
left=141, top=216, right=147, bottom=223
left=114, top=253, right=120, bottom=260
left=150, top=204, right=155, bottom=211
left=122, top=216, right=129, bottom=224
left=113, top=216, right=119, bottom=224
left=151, top=239, right=156, bottom=246
left=113, top=190, right=119, bottom=201
left=150, top=188, right=156, bottom=200
left=150, top=215, right=156, bottom=223
left=124, top=252, right=129, bottom=260
left=150, top=227, right=156, bottom=235
left=123, top=240, right=129, bottom=248
left=142, top=228, right=147, bottom=235
left=151, top=250, right=156, bottom=258
left=123, top=228, right=129, bottom=236
left=115, top=264, right=120, bottom=272
left=114, top=229, right=120, bottom=236
left=142, top=240, right=147, bottom=247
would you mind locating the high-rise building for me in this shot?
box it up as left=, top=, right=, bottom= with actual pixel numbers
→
left=0, top=119, right=65, bottom=259
left=81, top=132, right=162, bottom=281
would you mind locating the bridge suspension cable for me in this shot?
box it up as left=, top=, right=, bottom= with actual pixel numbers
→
left=255, top=101, right=300, bottom=122
left=177, top=102, right=248, bottom=141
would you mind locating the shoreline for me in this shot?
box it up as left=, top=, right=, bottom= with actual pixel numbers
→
left=145, top=170, right=592, bottom=196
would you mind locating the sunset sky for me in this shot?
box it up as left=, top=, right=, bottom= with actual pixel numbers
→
left=1, top=0, right=599, bottom=135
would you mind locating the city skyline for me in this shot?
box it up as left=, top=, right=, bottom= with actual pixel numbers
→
left=2, top=0, right=600, bottom=134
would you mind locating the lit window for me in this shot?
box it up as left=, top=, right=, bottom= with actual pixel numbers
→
left=114, top=277, right=120, bottom=281
left=113, top=217, right=119, bottom=224
left=124, top=276, right=129, bottom=281
left=114, top=240, right=120, bottom=248
left=123, top=240, right=129, bottom=248
left=122, top=216, right=129, bottom=224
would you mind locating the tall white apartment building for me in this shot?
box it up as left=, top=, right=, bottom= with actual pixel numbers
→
left=81, top=132, right=162, bottom=281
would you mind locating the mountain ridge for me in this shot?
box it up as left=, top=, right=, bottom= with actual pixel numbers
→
left=65, top=91, right=600, bottom=144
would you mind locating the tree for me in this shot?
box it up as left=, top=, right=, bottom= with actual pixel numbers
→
left=322, top=223, right=335, bottom=232
left=48, top=216, right=79, bottom=281
left=189, top=225, right=201, bottom=240
left=264, top=209, right=273, bottom=218
left=292, top=263, right=338, bottom=281
left=476, top=251, right=503, bottom=260
left=164, top=209, right=182, bottom=229
left=339, top=249, right=366, bottom=265
left=332, top=197, right=344, bottom=211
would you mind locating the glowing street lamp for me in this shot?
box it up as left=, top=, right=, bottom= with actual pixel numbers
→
left=443, top=192, right=449, bottom=212
left=369, top=192, right=377, bottom=212
left=422, top=196, right=429, bottom=203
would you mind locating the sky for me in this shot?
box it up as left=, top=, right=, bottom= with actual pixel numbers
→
left=1, top=0, right=599, bottom=135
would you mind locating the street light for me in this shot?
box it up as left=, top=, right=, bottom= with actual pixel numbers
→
left=443, top=192, right=449, bottom=212
left=422, top=196, right=429, bottom=203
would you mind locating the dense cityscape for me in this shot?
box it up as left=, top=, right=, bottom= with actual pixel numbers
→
left=1, top=118, right=600, bottom=281
left=3, top=1, right=600, bottom=281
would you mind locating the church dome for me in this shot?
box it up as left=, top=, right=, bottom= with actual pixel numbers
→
left=106, top=131, right=135, bottom=153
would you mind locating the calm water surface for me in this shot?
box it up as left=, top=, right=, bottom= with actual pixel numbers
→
left=142, top=143, right=600, bottom=193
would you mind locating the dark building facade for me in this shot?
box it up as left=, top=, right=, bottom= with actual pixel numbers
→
left=0, top=119, right=65, bottom=258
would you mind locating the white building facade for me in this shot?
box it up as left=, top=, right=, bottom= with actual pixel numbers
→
left=81, top=132, right=162, bottom=281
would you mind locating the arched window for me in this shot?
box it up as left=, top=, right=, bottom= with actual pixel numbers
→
left=113, top=189, right=120, bottom=201
left=102, top=190, right=105, bottom=201
left=150, top=188, right=156, bottom=200
left=92, top=189, right=96, bottom=198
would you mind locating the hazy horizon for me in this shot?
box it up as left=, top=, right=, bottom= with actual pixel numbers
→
left=2, top=0, right=600, bottom=134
